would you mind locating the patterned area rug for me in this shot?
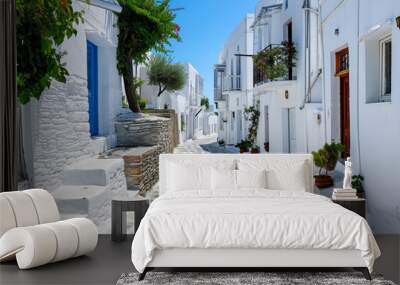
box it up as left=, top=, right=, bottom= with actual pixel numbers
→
left=116, top=272, right=395, bottom=285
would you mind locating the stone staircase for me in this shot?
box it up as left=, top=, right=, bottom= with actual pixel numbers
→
left=52, top=157, right=128, bottom=234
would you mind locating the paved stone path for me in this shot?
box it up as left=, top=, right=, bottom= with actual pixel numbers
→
left=174, top=135, right=239, bottom=154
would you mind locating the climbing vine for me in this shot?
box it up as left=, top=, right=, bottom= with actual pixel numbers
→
left=16, top=0, right=85, bottom=104
left=244, top=106, right=260, bottom=147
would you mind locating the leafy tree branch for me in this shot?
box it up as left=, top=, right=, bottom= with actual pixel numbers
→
left=16, top=0, right=84, bottom=104
left=117, top=0, right=180, bottom=113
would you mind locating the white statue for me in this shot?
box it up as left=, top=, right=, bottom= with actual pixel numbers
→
left=343, top=157, right=353, bottom=189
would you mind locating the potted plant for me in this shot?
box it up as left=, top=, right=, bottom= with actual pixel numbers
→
left=252, top=41, right=297, bottom=81
left=312, top=142, right=344, bottom=188
left=264, top=142, right=270, bottom=152
left=251, top=145, right=260, bottom=154
left=352, top=175, right=365, bottom=198
left=235, top=139, right=252, bottom=153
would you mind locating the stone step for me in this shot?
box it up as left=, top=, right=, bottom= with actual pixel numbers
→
left=52, top=185, right=111, bottom=215
left=52, top=185, right=112, bottom=234
left=62, top=158, right=124, bottom=186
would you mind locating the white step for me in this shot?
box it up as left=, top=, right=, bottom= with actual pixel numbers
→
left=52, top=185, right=111, bottom=216
left=52, top=185, right=112, bottom=234
left=62, top=158, right=124, bottom=186
left=89, top=136, right=107, bottom=155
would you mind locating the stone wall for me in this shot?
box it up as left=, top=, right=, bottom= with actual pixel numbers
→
left=26, top=75, right=96, bottom=190
left=143, top=109, right=180, bottom=150
left=111, top=146, right=160, bottom=195
left=115, top=113, right=174, bottom=153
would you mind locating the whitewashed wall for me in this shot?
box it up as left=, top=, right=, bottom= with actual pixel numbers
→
left=21, top=2, right=124, bottom=190
left=216, top=14, right=254, bottom=145
left=321, top=0, right=400, bottom=233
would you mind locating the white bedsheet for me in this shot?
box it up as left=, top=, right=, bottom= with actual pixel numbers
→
left=131, top=190, right=380, bottom=273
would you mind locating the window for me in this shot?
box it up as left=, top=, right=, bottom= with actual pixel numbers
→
left=258, top=27, right=263, bottom=51
left=380, top=36, right=391, bottom=101
left=236, top=46, right=241, bottom=90
left=285, top=0, right=288, bottom=9
left=230, top=58, right=234, bottom=90
left=335, top=48, right=349, bottom=76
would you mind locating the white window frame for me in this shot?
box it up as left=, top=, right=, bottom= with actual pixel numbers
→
left=379, top=35, right=392, bottom=102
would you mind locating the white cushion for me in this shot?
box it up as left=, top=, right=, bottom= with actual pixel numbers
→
left=237, top=158, right=309, bottom=191
left=162, top=155, right=237, bottom=194
left=236, top=169, right=267, bottom=189
left=0, top=196, right=16, bottom=237
left=42, top=221, right=79, bottom=262
left=64, top=218, right=98, bottom=257
left=1, top=192, right=39, bottom=227
left=24, top=189, right=60, bottom=223
left=168, top=163, right=212, bottom=191
left=266, top=162, right=307, bottom=191
left=212, top=168, right=237, bottom=190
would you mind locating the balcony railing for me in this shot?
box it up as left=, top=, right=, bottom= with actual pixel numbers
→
left=253, top=43, right=296, bottom=86
left=214, top=75, right=242, bottom=101
left=223, top=75, right=241, bottom=92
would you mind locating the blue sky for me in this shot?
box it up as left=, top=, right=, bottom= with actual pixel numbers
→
left=169, top=0, right=258, bottom=103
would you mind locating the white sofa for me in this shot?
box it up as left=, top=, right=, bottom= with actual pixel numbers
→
left=0, top=189, right=98, bottom=269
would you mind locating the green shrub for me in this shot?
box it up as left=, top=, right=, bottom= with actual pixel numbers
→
left=139, top=98, right=147, bottom=110
left=312, top=143, right=344, bottom=175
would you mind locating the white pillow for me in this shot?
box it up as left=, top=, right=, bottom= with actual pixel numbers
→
left=212, top=168, right=237, bottom=190
left=266, top=162, right=307, bottom=191
left=168, top=163, right=212, bottom=191
left=236, top=169, right=267, bottom=189
left=237, top=158, right=309, bottom=191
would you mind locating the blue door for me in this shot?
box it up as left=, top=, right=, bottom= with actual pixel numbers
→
left=87, top=40, right=99, bottom=136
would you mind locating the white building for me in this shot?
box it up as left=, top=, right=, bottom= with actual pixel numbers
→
left=214, top=14, right=255, bottom=145
left=319, top=0, right=400, bottom=234
left=223, top=0, right=400, bottom=234
left=141, top=63, right=208, bottom=142
left=251, top=0, right=324, bottom=154
left=202, top=105, right=218, bottom=136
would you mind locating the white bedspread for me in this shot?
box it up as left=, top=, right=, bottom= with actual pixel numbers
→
left=131, top=190, right=380, bottom=272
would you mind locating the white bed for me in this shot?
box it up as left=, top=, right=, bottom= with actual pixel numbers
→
left=131, top=154, right=380, bottom=280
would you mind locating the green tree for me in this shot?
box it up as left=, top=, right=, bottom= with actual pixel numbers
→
left=16, top=0, right=85, bottom=104
left=200, top=97, right=209, bottom=110
left=117, top=0, right=180, bottom=113
left=147, top=55, right=185, bottom=97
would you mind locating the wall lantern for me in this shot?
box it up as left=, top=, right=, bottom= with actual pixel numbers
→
left=284, top=90, right=289, bottom=99
left=316, top=113, right=322, bottom=125
left=334, top=28, right=340, bottom=36
left=396, top=16, right=400, bottom=29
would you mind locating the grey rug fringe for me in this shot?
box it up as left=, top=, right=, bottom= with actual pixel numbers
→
left=116, top=271, right=395, bottom=285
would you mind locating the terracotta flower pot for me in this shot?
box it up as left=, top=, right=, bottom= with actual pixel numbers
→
left=357, top=192, right=365, bottom=198
left=239, top=147, right=249, bottom=153
left=264, top=142, right=270, bottom=153
left=314, top=175, right=333, bottom=188
left=251, top=148, right=260, bottom=154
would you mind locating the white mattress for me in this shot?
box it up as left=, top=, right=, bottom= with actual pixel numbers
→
left=131, top=190, right=380, bottom=273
